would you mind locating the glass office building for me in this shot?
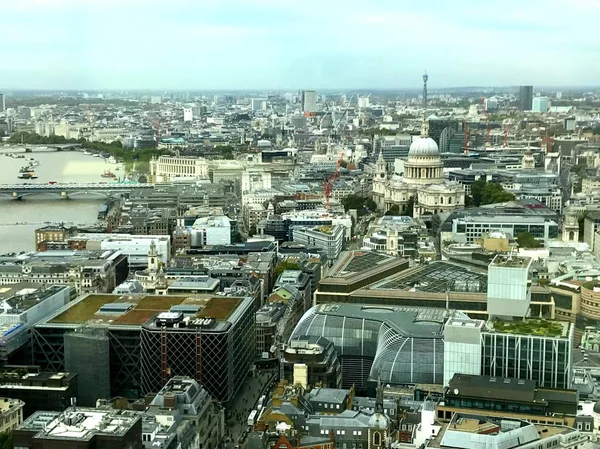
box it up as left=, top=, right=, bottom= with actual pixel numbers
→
left=290, top=304, right=467, bottom=390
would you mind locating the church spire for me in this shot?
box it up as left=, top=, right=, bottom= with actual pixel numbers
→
left=375, top=378, right=384, bottom=414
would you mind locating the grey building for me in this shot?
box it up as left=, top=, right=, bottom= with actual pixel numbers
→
left=519, top=85, right=533, bottom=111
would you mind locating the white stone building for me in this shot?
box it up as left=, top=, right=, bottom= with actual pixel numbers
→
left=372, top=122, right=465, bottom=218
left=149, top=156, right=209, bottom=182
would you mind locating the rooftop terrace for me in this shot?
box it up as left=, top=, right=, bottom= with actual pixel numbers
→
left=45, top=293, right=242, bottom=327
left=488, top=318, right=568, bottom=338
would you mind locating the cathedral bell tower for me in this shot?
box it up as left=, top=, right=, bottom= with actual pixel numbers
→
left=148, top=240, right=159, bottom=272
left=376, top=150, right=387, bottom=181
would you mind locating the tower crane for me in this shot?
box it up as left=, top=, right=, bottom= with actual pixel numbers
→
left=323, top=152, right=345, bottom=209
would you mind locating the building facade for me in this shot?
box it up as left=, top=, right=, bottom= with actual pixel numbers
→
left=373, top=123, right=465, bottom=218
left=150, top=155, right=209, bottom=182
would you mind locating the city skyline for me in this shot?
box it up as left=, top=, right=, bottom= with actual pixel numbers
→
left=2, top=0, right=600, bottom=90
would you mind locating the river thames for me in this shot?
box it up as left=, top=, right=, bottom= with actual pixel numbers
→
left=0, top=146, right=125, bottom=254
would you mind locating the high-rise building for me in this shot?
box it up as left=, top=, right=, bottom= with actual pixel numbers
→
left=183, top=107, right=193, bottom=122
left=519, top=85, right=533, bottom=111
left=532, top=96, right=549, bottom=113
left=301, top=90, right=317, bottom=115
left=422, top=71, right=428, bottom=107
left=0, top=93, right=5, bottom=112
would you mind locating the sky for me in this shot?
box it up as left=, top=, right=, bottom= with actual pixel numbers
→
left=2, top=0, right=600, bottom=90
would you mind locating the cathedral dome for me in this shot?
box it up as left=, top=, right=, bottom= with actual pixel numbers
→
left=408, top=136, right=439, bottom=157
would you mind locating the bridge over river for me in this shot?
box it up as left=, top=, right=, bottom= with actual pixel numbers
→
left=0, top=183, right=154, bottom=200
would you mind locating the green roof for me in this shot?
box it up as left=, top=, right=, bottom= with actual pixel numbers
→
left=491, top=319, right=565, bottom=337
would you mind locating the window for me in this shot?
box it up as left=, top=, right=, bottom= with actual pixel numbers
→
left=373, top=432, right=381, bottom=446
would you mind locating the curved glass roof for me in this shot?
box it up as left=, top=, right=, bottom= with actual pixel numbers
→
left=290, top=304, right=468, bottom=385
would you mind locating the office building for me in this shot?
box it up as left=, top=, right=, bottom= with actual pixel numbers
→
left=291, top=225, right=344, bottom=262
left=0, top=369, right=77, bottom=419
left=149, top=376, right=224, bottom=449
left=183, top=107, right=193, bottom=122
left=14, top=407, right=142, bottom=449
left=275, top=270, right=312, bottom=312
left=66, top=234, right=171, bottom=268
left=532, top=96, right=549, bottom=113
left=487, top=254, right=532, bottom=318
left=437, top=374, right=578, bottom=426
left=0, top=93, right=5, bottom=112
left=290, top=304, right=459, bottom=390
left=0, top=284, right=74, bottom=363
left=34, top=224, right=77, bottom=251
left=450, top=214, right=559, bottom=243
left=283, top=336, right=342, bottom=389
left=0, top=397, right=24, bottom=433
left=251, top=98, right=267, bottom=112
left=256, top=301, right=287, bottom=357
left=428, top=119, right=460, bottom=150
left=443, top=318, right=485, bottom=386
left=426, top=411, right=588, bottom=449
left=190, top=215, right=232, bottom=246
left=519, top=85, right=533, bottom=111
left=301, top=90, right=318, bottom=115
left=33, top=293, right=255, bottom=402
left=0, top=250, right=128, bottom=294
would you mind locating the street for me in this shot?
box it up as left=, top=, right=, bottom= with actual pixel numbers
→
left=224, top=368, right=278, bottom=449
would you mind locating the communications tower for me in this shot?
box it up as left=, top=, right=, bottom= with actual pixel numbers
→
left=422, top=70, right=429, bottom=108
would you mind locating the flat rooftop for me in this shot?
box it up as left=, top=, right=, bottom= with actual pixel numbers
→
left=42, top=293, right=243, bottom=328
left=21, top=408, right=139, bottom=440
left=491, top=254, right=532, bottom=269
left=327, top=251, right=401, bottom=279
left=369, top=261, right=488, bottom=294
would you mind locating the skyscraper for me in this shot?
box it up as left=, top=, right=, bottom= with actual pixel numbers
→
left=519, top=85, right=533, bottom=111
left=301, top=90, right=317, bottom=115
left=0, top=94, right=5, bottom=112
left=422, top=71, right=428, bottom=107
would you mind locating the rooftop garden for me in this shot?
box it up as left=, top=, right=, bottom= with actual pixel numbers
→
left=196, top=297, right=241, bottom=320
left=316, top=226, right=333, bottom=234
left=49, top=295, right=117, bottom=324
left=492, top=318, right=564, bottom=337
left=582, top=280, right=600, bottom=291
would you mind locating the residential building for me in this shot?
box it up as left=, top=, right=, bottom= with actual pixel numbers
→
left=13, top=407, right=142, bottom=449
left=532, top=96, right=549, bottom=113
left=301, top=90, right=317, bottom=114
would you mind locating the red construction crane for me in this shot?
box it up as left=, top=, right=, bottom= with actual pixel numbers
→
left=324, top=152, right=345, bottom=209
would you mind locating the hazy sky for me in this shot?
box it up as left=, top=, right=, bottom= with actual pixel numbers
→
left=2, top=0, right=599, bottom=90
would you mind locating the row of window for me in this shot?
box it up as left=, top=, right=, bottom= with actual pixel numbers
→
left=319, top=429, right=363, bottom=436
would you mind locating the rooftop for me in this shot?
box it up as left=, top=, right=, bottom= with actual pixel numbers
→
left=20, top=408, right=140, bottom=440
left=488, top=318, right=568, bottom=338
left=43, top=293, right=243, bottom=327
left=0, top=397, right=24, bottom=413
left=370, top=261, right=488, bottom=294
left=491, top=254, right=532, bottom=269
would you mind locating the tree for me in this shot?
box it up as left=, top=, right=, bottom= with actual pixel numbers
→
left=0, top=432, right=12, bottom=449
left=341, top=194, right=376, bottom=216
left=248, top=225, right=257, bottom=236
left=385, top=204, right=400, bottom=216
left=470, top=180, right=515, bottom=206
left=405, top=196, right=414, bottom=217
left=274, top=259, right=301, bottom=276
left=134, top=160, right=150, bottom=174
left=517, top=232, right=541, bottom=248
